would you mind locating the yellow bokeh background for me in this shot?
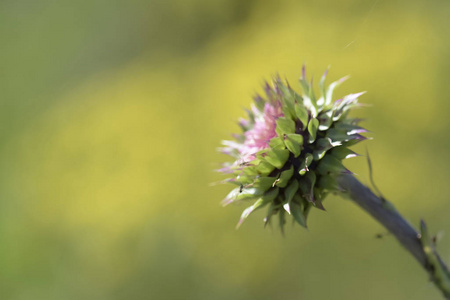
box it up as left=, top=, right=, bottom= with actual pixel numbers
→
left=1, top=1, right=450, bottom=299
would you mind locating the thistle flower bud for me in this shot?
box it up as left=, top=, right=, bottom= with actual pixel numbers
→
left=218, top=67, right=367, bottom=230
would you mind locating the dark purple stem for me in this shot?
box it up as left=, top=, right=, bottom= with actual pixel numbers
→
left=337, top=174, right=450, bottom=299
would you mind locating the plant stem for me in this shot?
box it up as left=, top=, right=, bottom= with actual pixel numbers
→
left=337, top=174, right=450, bottom=299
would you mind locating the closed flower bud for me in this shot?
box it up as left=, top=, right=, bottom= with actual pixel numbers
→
left=218, top=66, right=367, bottom=231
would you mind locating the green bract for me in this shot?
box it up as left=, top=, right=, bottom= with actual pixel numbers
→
left=219, top=67, right=367, bottom=231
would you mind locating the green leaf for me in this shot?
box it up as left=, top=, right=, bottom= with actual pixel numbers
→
left=269, top=137, right=286, bottom=150
left=222, top=187, right=263, bottom=206
left=242, top=166, right=259, bottom=176
left=255, top=160, right=276, bottom=176
left=317, top=68, right=328, bottom=106
left=318, top=110, right=333, bottom=131
left=236, top=198, right=268, bottom=228
left=287, top=133, right=304, bottom=144
left=327, top=128, right=351, bottom=142
left=284, top=133, right=303, bottom=157
left=332, top=92, right=365, bottom=121
left=236, top=188, right=265, bottom=201
left=275, top=117, right=296, bottom=136
left=278, top=84, right=295, bottom=106
left=308, top=81, right=318, bottom=110
left=264, top=203, right=276, bottom=227
left=299, top=171, right=316, bottom=203
left=278, top=84, right=297, bottom=118
left=294, top=102, right=309, bottom=128
left=317, top=155, right=350, bottom=175
left=222, top=187, right=240, bottom=206
left=327, top=128, right=367, bottom=144
left=253, top=177, right=277, bottom=191
left=344, top=136, right=368, bottom=147
left=235, top=174, right=254, bottom=185
left=333, top=122, right=367, bottom=134
left=299, top=153, right=314, bottom=175
left=275, top=166, right=294, bottom=188
left=329, top=146, right=358, bottom=160
left=235, top=187, right=280, bottom=228
left=253, top=94, right=265, bottom=111
left=312, top=187, right=326, bottom=210
left=313, top=138, right=341, bottom=161
left=307, top=118, right=319, bottom=143
left=325, top=75, right=349, bottom=106
left=317, top=175, right=339, bottom=191
left=299, top=77, right=318, bottom=117
left=262, top=187, right=280, bottom=202
left=284, top=180, right=299, bottom=203
left=299, top=76, right=310, bottom=95
left=264, top=149, right=290, bottom=169
left=303, top=95, right=318, bottom=118
left=302, top=199, right=313, bottom=223
left=263, top=81, right=277, bottom=103
left=290, top=201, right=307, bottom=228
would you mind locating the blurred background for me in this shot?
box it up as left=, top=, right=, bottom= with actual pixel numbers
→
left=1, top=0, right=450, bottom=299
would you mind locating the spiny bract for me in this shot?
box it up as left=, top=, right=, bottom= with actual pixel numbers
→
left=218, top=67, right=367, bottom=231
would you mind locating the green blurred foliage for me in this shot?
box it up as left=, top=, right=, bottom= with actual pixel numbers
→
left=1, top=0, right=450, bottom=299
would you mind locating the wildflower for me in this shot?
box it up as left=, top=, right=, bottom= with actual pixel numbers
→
left=218, top=66, right=367, bottom=230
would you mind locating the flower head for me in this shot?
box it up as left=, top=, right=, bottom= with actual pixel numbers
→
left=240, top=102, right=283, bottom=161
left=218, top=67, right=367, bottom=230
